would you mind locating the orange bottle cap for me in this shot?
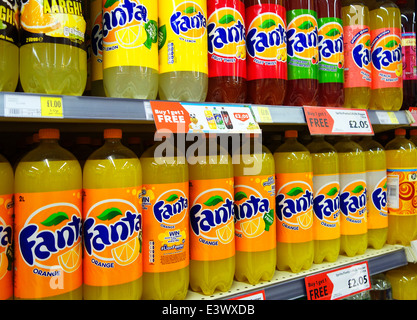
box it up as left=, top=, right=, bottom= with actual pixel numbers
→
left=395, top=128, right=406, bottom=136
left=285, top=130, right=298, bottom=138
left=32, top=133, right=40, bottom=143
left=39, top=128, right=60, bottom=140
left=104, top=129, right=122, bottom=139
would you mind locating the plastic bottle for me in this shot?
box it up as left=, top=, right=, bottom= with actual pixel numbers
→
left=189, top=134, right=235, bottom=295
left=245, top=0, right=287, bottom=105
left=127, top=136, right=144, bottom=158
left=370, top=273, right=392, bottom=300
left=72, top=136, right=94, bottom=168
left=359, top=136, right=388, bottom=249
left=334, top=136, right=367, bottom=257
left=385, top=128, right=417, bottom=245
left=83, top=129, right=142, bottom=300
left=0, top=0, right=19, bottom=92
left=386, top=264, right=417, bottom=300
left=90, top=0, right=105, bottom=96
left=141, top=135, right=189, bottom=300
left=342, top=0, right=372, bottom=109
left=369, top=0, right=403, bottom=110
left=398, top=0, right=417, bottom=109
left=102, top=0, right=158, bottom=99
left=234, top=134, right=276, bottom=285
left=317, top=0, right=345, bottom=107
left=306, top=136, right=341, bottom=264
left=14, top=129, right=82, bottom=299
left=0, top=154, right=13, bottom=300
left=206, top=0, right=246, bottom=103
left=19, top=0, right=87, bottom=95
left=410, top=128, right=417, bottom=146
left=284, top=0, right=319, bottom=106
left=275, top=130, right=314, bottom=273
left=158, top=0, right=208, bottom=102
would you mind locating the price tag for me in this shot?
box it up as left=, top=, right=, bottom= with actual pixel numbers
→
left=230, top=290, right=266, bottom=300
left=409, top=107, right=417, bottom=126
left=375, top=111, right=399, bottom=124
left=305, top=262, right=371, bottom=300
left=41, top=96, right=63, bottom=118
left=4, top=94, right=42, bottom=118
left=304, top=106, right=373, bottom=135
left=252, top=106, right=273, bottom=123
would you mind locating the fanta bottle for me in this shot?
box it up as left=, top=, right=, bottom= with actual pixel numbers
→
left=245, top=0, right=287, bottom=105
left=0, top=154, right=13, bottom=300
left=158, top=0, right=208, bottom=102
left=369, top=0, right=403, bottom=110
left=284, top=0, right=319, bottom=106
left=410, top=129, right=417, bottom=147
left=0, top=0, right=19, bottom=92
left=342, top=0, right=372, bottom=109
left=275, top=130, right=314, bottom=273
left=359, top=136, right=388, bottom=250
left=102, top=0, right=158, bottom=99
left=234, top=134, right=276, bottom=285
left=385, top=128, right=417, bottom=245
left=141, top=135, right=189, bottom=300
left=386, top=264, right=417, bottom=300
left=83, top=129, right=142, bottom=300
left=90, top=0, right=105, bottom=96
left=14, top=129, right=82, bottom=299
left=334, top=136, right=367, bottom=257
left=306, top=136, right=341, bottom=264
left=189, top=134, right=235, bottom=295
left=206, top=0, right=246, bottom=103
left=19, top=0, right=87, bottom=95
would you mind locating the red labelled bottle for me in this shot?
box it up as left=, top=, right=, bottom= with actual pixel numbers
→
left=245, top=0, right=287, bottom=105
left=207, top=0, right=247, bottom=103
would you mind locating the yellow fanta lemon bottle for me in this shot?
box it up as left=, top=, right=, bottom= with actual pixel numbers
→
left=0, top=0, right=19, bottom=92
left=14, top=129, right=82, bottom=299
left=158, top=0, right=208, bottom=102
left=90, top=0, right=105, bottom=96
left=83, top=129, right=142, bottom=300
left=19, top=0, right=87, bottom=95
left=102, top=0, right=158, bottom=99
left=275, top=130, right=314, bottom=273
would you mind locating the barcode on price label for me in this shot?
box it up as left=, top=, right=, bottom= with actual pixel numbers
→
left=4, top=94, right=42, bottom=118
left=387, top=174, right=400, bottom=209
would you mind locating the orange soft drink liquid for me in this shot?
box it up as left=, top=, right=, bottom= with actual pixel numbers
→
left=334, top=136, right=367, bottom=257
left=275, top=130, right=314, bottom=273
left=14, top=129, right=82, bottom=299
left=82, top=129, right=142, bottom=300
left=234, top=134, right=276, bottom=285
left=306, top=136, right=340, bottom=264
left=359, top=136, right=388, bottom=249
left=385, top=128, right=417, bottom=245
left=386, top=264, right=417, bottom=300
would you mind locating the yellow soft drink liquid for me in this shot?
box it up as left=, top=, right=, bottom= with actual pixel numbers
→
left=14, top=129, right=82, bottom=299
left=334, top=136, right=367, bottom=257
left=386, top=264, right=417, bottom=300
left=141, top=136, right=189, bottom=300
left=234, top=134, right=276, bottom=285
left=90, top=0, right=105, bottom=96
left=189, top=135, right=235, bottom=295
left=306, top=136, right=340, bottom=264
left=19, top=0, right=87, bottom=95
left=385, top=128, right=417, bottom=245
left=0, top=154, right=13, bottom=300
left=158, top=0, right=208, bottom=102
left=359, top=136, right=388, bottom=249
left=83, top=129, right=142, bottom=300
left=275, top=130, right=314, bottom=273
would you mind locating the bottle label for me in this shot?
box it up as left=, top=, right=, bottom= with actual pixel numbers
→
left=387, top=168, right=417, bottom=216
left=0, top=193, right=13, bottom=300
left=339, top=174, right=367, bottom=235
left=14, top=190, right=82, bottom=299
left=102, top=0, right=158, bottom=70
left=245, top=3, right=287, bottom=81
left=286, top=9, right=319, bottom=80
left=189, top=177, right=235, bottom=261
left=343, top=25, right=372, bottom=88
left=83, top=187, right=142, bottom=287
left=318, top=17, right=344, bottom=84
left=142, top=182, right=189, bottom=272
left=367, top=170, right=388, bottom=229
left=158, top=0, right=208, bottom=74
left=0, top=0, right=18, bottom=45
left=207, top=0, right=246, bottom=78
left=234, top=175, right=276, bottom=252
left=402, top=32, right=417, bottom=81
left=91, top=0, right=103, bottom=81
left=371, top=27, right=403, bottom=89
left=276, top=172, right=314, bottom=243
left=20, top=0, right=86, bottom=49
left=312, top=175, right=340, bottom=241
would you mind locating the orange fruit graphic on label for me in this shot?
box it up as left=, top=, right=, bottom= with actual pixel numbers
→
left=240, top=216, right=265, bottom=238
left=21, top=0, right=61, bottom=34
left=216, top=219, right=234, bottom=244
left=58, top=242, right=81, bottom=273
left=111, top=237, right=140, bottom=266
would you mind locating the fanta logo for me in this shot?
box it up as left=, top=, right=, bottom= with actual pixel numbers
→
left=313, top=184, right=340, bottom=221
left=170, top=2, right=206, bottom=39
left=318, top=22, right=343, bottom=66
left=287, top=15, right=318, bottom=62
left=92, top=13, right=103, bottom=58
left=153, top=195, right=188, bottom=224
left=372, top=31, right=402, bottom=72
left=0, top=224, right=12, bottom=248
left=340, top=183, right=367, bottom=217
left=371, top=179, right=387, bottom=212
left=352, top=29, right=371, bottom=69
left=276, top=184, right=313, bottom=221
left=234, top=193, right=270, bottom=221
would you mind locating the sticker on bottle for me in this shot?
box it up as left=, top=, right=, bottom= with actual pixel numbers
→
left=0, top=193, right=13, bottom=300
left=0, top=0, right=19, bottom=45
left=387, top=168, right=417, bottom=216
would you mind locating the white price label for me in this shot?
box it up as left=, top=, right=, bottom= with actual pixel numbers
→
left=327, top=108, right=373, bottom=134
left=4, top=94, right=42, bottom=118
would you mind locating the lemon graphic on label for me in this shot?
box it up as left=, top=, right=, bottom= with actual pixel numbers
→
left=395, top=62, right=403, bottom=77
left=116, top=24, right=147, bottom=49
left=216, top=220, right=234, bottom=244
left=297, top=211, right=313, bottom=230
left=58, top=242, right=82, bottom=273
left=111, top=237, right=140, bottom=266
left=241, top=216, right=265, bottom=239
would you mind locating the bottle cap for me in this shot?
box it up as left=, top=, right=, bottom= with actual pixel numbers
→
left=32, top=133, right=40, bottom=143
left=285, top=130, right=298, bottom=138
left=395, top=128, right=406, bottom=136
left=104, top=129, right=122, bottom=139
left=39, top=128, right=60, bottom=140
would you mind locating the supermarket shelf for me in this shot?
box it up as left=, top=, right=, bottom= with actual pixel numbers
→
left=185, top=244, right=407, bottom=300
